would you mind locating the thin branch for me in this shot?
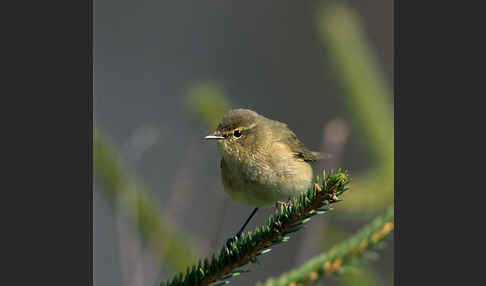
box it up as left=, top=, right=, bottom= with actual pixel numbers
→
left=256, top=206, right=394, bottom=286
left=160, top=170, right=351, bottom=286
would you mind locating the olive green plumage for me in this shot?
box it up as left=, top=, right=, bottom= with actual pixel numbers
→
left=206, top=109, right=328, bottom=207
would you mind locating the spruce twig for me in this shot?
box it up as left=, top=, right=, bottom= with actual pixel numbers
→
left=257, top=206, right=394, bottom=286
left=160, top=170, right=351, bottom=286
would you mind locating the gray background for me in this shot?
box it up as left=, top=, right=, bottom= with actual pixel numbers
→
left=94, top=1, right=393, bottom=285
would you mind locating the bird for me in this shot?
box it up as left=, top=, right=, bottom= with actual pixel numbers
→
left=205, top=108, right=328, bottom=243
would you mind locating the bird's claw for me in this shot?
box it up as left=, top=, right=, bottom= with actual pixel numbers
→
left=226, top=233, right=242, bottom=249
left=275, top=198, right=293, bottom=209
left=226, top=237, right=235, bottom=249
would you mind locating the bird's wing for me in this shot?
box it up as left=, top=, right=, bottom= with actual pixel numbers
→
left=270, top=121, right=326, bottom=162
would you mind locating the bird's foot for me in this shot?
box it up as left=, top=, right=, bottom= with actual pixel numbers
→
left=275, top=198, right=293, bottom=209
left=225, top=233, right=241, bottom=249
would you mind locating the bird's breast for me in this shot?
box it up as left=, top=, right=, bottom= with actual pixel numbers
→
left=220, top=152, right=313, bottom=207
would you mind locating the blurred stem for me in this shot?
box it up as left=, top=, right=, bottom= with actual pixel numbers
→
left=318, top=3, right=393, bottom=164
left=186, top=81, right=232, bottom=130
left=94, top=128, right=200, bottom=272
left=338, top=265, right=385, bottom=286
left=317, top=3, right=394, bottom=214
left=257, top=206, right=394, bottom=286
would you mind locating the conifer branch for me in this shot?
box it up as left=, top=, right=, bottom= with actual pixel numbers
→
left=257, top=206, right=394, bottom=286
left=160, top=170, right=351, bottom=286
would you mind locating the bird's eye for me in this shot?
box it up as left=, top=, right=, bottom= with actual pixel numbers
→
left=233, top=130, right=242, bottom=138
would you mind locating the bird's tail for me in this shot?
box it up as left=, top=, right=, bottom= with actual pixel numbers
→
left=311, top=151, right=332, bottom=160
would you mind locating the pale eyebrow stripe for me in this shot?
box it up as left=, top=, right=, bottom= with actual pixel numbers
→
left=221, top=122, right=258, bottom=136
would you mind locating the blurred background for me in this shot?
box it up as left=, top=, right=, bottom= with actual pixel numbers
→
left=94, top=0, right=393, bottom=285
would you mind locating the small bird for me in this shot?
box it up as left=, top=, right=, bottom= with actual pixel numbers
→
left=205, top=108, right=328, bottom=242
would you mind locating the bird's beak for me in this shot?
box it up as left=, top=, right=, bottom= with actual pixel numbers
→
left=204, top=133, right=225, bottom=140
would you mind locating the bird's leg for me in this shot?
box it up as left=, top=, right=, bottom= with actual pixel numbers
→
left=226, top=207, right=259, bottom=249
